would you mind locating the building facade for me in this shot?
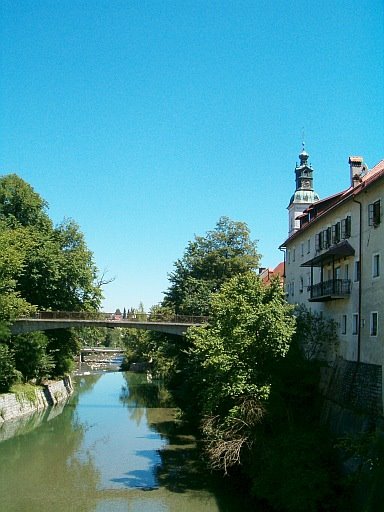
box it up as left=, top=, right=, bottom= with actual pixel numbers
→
left=281, top=153, right=384, bottom=369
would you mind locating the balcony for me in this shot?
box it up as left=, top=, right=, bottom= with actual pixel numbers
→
left=308, top=279, right=351, bottom=302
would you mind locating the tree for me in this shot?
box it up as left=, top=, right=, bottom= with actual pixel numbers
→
left=294, top=304, right=338, bottom=361
left=0, top=174, right=104, bottom=377
left=0, top=344, right=20, bottom=391
left=12, top=332, right=55, bottom=382
left=0, top=220, right=36, bottom=339
left=0, top=174, right=51, bottom=229
left=164, top=217, right=260, bottom=315
left=185, top=272, right=296, bottom=472
left=16, top=219, right=102, bottom=311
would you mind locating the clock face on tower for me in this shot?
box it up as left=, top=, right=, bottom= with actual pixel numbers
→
left=302, top=179, right=311, bottom=189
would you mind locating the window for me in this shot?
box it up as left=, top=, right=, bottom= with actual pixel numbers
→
left=293, top=248, right=296, bottom=262
left=344, top=263, right=349, bottom=280
left=291, top=281, right=295, bottom=296
left=373, top=253, right=380, bottom=278
left=341, top=315, right=347, bottom=335
left=354, top=260, right=360, bottom=282
left=368, top=200, right=381, bottom=227
left=301, top=243, right=304, bottom=257
left=287, top=250, right=291, bottom=264
left=370, top=312, right=378, bottom=337
left=307, top=238, right=311, bottom=254
left=323, top=228, right=331, bottom=248
left=299, top=276, right=304, bottom=293
left=341, top=216, right=351, bottom=238
left=332, top=222, right=341, bottom=244
left=352, top=313, right=359, bottom=335
left=335, top=266, right=341, bottom=280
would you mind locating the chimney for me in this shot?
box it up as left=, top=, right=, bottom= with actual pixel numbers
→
left=349, top=156, right=365, bottom=187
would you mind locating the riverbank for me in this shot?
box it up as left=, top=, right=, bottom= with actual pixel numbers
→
left=0, top=376, right=73, bottom=424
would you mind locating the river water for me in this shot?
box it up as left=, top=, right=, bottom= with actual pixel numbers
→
left=0, top=371, right=255, bottom=511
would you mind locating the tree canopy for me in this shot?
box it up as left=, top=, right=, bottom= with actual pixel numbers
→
left=184, top=271, right=295, bottom=472
left=164, top=216, right=260, bottom=315
left=0, top=173, right=104, bottom=384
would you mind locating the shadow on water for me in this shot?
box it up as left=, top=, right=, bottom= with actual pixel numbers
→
left=118, top=371, right=259, bottom=511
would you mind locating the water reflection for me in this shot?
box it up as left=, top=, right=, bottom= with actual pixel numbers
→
left=0, top=372, right=256, bottom=512
left=0, top=376, right=101, bottom=512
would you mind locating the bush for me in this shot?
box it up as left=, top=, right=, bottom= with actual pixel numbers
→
left=12, top=332, right=55, bottom=382
left=0, top=343, right=20, bottom=392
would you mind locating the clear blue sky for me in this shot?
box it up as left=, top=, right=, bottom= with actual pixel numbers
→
left=1, top=1, right=383, bottom=312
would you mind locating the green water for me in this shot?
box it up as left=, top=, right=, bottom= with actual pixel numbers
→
left=0, top=372, right=255, bottom=511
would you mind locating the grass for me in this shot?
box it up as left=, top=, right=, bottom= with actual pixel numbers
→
left=10, top=383, right=43, bottom=405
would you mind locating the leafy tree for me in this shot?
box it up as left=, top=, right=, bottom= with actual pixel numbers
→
left=294, top=304, right=338, bottom=361
left=0, top=221, right=36, bottom=338
left=0, top=174, right=51, bottom=229
left=185, top=272, right=295, bottom=472
left=16, top=219, right=102, bottom=311
left=0, top=174, right=104, bottom=377
left=0, top=343, right=20, bottom=391
left=12, top=332, right=55, bottom=382
left=164, top=217, right=260, bottom=315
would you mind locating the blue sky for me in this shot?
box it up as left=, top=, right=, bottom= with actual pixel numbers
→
left=1, top=0, right=383, bottom=312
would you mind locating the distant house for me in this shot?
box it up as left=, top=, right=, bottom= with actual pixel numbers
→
left=259, top=262, right=285, bottom=286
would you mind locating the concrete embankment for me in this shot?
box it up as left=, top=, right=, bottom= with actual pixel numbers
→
left=0, top=376, right=73, bottom=426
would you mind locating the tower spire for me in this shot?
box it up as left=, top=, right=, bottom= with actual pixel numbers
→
left=287, top=143, right=320, bottom=236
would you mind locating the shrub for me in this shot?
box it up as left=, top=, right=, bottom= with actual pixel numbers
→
left=0, top=343, right=20, bottom=392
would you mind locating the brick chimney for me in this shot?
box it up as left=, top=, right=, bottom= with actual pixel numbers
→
left=349, top=156, right=366, bottom=187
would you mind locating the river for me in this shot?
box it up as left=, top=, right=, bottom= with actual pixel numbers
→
left=0, top=371, right=256, bottom=511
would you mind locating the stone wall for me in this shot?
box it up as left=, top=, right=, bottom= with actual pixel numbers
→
left=321, top=358, right=383, bottom=435
left=0, top=376, right=73, bottom=424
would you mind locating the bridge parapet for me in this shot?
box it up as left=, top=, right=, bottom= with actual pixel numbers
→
left=25, top=311, right=209, bottom=324
left=12, top=311, right=209, bottom=336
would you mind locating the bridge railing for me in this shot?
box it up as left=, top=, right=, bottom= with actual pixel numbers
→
left=21, top=311, right=209, bottom=325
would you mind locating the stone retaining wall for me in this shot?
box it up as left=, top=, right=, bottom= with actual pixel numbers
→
left=320, top=358, right=383, bottom=435
left=0, top=376, right=73, bottom=424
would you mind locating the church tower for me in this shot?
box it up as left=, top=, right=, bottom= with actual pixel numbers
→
left=288, top=144, right=319, bottom=237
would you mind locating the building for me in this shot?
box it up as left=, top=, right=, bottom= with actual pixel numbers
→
left=281, top=150, right=384, bottom=425
left=259, top=262, right=285, bottom=286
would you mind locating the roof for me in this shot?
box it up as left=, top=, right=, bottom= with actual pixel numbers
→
left=281, top=159, right=384, bottom=248
left=301, top=240, right=355, bottom=267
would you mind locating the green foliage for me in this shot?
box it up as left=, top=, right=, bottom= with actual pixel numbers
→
left=0, top=173, right=105, bottom=381
left=122, top=328, right=152, bottom=366
left=0, top=343, right=20, bottom=392
left=294, top=304, right=338, bottom=361
left=0, top=174, right=51, bottom=229
left=16, top=219, right=102, bottom=311
left=10, top=382, right=42, bottom=404
left=12, top=332, right=55, bottom=382
left=182, top=272, right=295, bottom=472
left=46, top=330, right=80, bottom=376
left=186, top=273, right=295, bottom=415
left=164, top=217, right=260, bottom=315
left=0, top=220, right=36, bottom=336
